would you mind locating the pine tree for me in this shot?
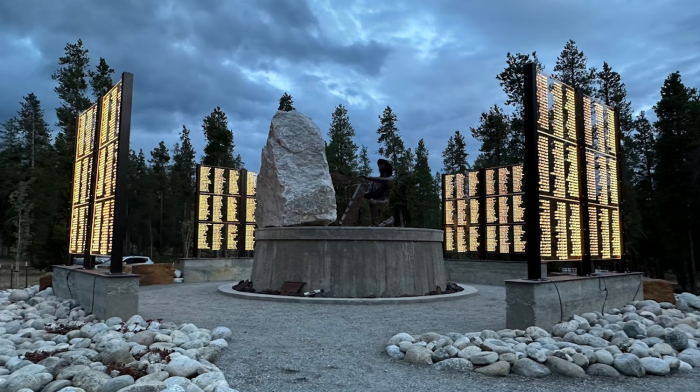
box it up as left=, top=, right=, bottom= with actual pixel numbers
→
left=496, top=52, right=545, bottom=114
left=411, top=139, right=440, bottom=228
left=326, top=104, right=359, bottom=176
left=278, top=93, right=295, bottom=111
left=202, top=107, right=243, bottom=168
left=631, top=112, right=657, bottom=195
left=0, top=118, right=24, bottom=255
left=171, top=126, right=197, bottom=257
left=595, top=62, right=633, bottom=134
left=127, top=149, right=150, bottom=254
left=8, top=179, right=33, bottom=286
left=553, top=39, right=597, bottom=95
left=148, top=142, right=172, bottom=254
left=88, top=57, right=115, bottom=100
left=653, top=72, right=697, bottom=292
left=357, top=145, right=372, bottom=176
left=17, top=93, right=52, bottom=168
left=376, top=106, right=405, bottom=170
left=442, top=130, right=469, bottom=174
left=470, top=105, right=512, bottom=167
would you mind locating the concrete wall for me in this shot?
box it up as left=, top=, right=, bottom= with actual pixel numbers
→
left=505, top=273, right=643, bottom=331
left=251, top=227, right=446, bottom=298
left=181, top=258, right=253, bottom=283
left=446, top=260, right=538, bottom=286
left=52, top=266, right=140, bottom=320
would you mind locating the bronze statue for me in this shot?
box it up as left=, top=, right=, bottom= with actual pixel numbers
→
left=359, top=159, right=395, bottom=227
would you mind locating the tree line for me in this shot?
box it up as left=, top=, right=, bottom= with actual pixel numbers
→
left=1, top=38, right=698, bottom=293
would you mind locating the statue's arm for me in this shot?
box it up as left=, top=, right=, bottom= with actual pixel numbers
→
left=360, top=175, right=395, bottom=184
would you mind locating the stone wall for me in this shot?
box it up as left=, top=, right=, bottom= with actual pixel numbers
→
left=180, top=258, right=254, bottom=283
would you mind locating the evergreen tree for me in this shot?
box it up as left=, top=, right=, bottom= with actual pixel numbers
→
left=0, top=119, right=24, bottom=256
left=17, top=93, right=52, bottom=168
left=8, top=179, right=33, bottom=285
left=376, top=106, right=405, bottom=170
left=470, top=105, right=513, bottom=168
left=411, top=139, right=440, bottom=228
left=595, top=62, right=633, bottom=134
left=50, top=39, right=92, bottom=263
left=326, top=104, right=359, bottom=176
left=148, top=142, right=172, bottom=254
left=171, top=126, right=197, bottom=257
left=553, top=39, right=597, bottom=95
left=88, top=57, right=115, bottom=100
left=126, top=149, right=149, bottom=254
left=442, top=130, right=469, bottom=174
left=202, top=107, right=243, bottom=168
left=278, top=93, right=295, bottom=111
left=653, top=72, right=698, bottom=292
left=631, top=112, right=657, bottom=195
left=357, top=145, right=372, bottom=176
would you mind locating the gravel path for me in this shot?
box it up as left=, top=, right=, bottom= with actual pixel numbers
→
left=139, top=282, right=700, bottom=392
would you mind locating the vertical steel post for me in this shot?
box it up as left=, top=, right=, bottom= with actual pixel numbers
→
left=523, top=62, right=543, bottom=280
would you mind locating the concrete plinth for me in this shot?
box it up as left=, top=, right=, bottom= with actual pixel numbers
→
left=251, top=227, right=446, bottom=298
left=446, top=260, right=547, bottom=286
left=505, top=272, right=643, bottom=331
left=180, top=258, right=254, bottom=283
left=52, top=265, right=140, bottom=320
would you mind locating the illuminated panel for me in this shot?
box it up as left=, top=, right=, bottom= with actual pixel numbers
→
left=499, top=226, right=510, bottom=254
left=498, top=167, right=509, bottom=195
left=91, top=81, right=122, bottom=255
left=198, top=223, right=209, bottom=250
left=538, top=137, right=550, bottom=192
left=485, top=169, right=495, bottom=195
left=583, top=96, right=593, bottom=147
left=444, top=175, right=454, bottom=199
left=469, top=227, right=479, bottom=252
left=486, top=198, right=497, bottom=223
left=593, top=103, right=606, bottom=153
left=564, top=85, right=576, bottom=140
left=69, top=103, right=99, bottom=254
left=569, top=204, right=582, bottom=257
left=455, top=174, right=465, bottom=199
left=589, top=206, right=599, bottom=257
left=247, top=172, right=257, bottom=196
left=198, top=195, right=210, bottom=220
left=246, top=198, right=256, bottom=223
left=213, top=168, right=226, bottom=195
left=513, top=225, right=526, bottom=253
left=498, top=196, right=509, bottom=224
left=586, top=151, right=596, bottom=200
left=470, top=200, right=479, bottom=225
left=552, top=140, right=566, bottom=198
left=536, top=74, right=549, bottom=130
left=540, top=200, right=552, bottom=257
left=445, top=227, right=454, bottom=251
left=512, top=165, right=523, bottom=193
left=226, top=224, right=238, bottom=250
left=566, top=145, right=579, bottom=198
left=607, top=108, right=616, bottom=155
left=612, top=209, right=621, bottom=257
left=599, top=157, right=609, bottom=205
left=487, top=226, right=497, bottom=252
left=199, top=166, right=211, bottom=193
left=513, top=195, right=525, bottom=222
left=468, top=172, right=479, bottom=197
left=609, top=157, right=619, bottom=205
left=456, top=200, right=467, bottom=225
left=245, top=224, right=255, bottom=251
left=212, top=196, right=223, bottom=222
left=456, top=227, right=466, bottom=253
left=554, top=201, right=568, bottom=259
left=551, top=83, right=564, bottom=139
left=228, top=170, right=240, bottom=195
left=211, top=223, right=224, bottom=251
left=599, top=208, right=611, bottom=259
left=445, top=201, right=455, bottom=225
left=226, top=196, right=239, bottom=222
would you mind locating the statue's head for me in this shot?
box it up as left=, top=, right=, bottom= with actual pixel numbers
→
left=377, top=159, right=393, bottom=177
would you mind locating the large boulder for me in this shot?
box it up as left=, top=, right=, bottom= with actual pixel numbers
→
left=256, top=110, right=337, bottom=227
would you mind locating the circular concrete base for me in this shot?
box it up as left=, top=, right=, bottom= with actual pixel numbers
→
left=217, top=283, right=478, bottom=305
left=251, top=226, right=447, bottom=298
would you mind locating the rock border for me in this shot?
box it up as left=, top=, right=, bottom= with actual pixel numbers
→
left=217, top=283, right=478, bottom=305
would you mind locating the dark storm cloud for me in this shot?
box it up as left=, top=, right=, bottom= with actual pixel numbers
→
left=1, top=0, right=698, bottom=173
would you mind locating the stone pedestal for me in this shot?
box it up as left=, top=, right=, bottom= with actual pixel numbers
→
left=52, top=265, right=140, bottom=320
left=505, top=272, right=643, bottom=331
left=179, top=258, right=254, bottom=283
left=251, top=227, right=446, bottom=298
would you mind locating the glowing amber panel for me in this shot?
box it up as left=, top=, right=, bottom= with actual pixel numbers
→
left=245, top=224, right=255, bottom=251
left=455, top=174, right=465, bottom=199
left=444, top=175, right=455, bottom=199
left=445, top=227, right=454, bottom=251
left=468, top=172, right=479, bottom=197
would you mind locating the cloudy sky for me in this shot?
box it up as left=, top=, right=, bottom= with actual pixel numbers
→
left=1, top=0, right=699, bottom=174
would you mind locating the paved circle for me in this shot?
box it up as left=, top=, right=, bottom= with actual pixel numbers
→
left=217, top=283, right=478, bottom=305
left=139, top=282, right=700, bottom=392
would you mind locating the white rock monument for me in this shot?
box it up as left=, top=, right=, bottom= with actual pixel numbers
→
left=256, top=110, right=337, bottom=227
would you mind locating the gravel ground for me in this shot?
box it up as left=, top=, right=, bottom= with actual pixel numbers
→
left=139, top=282, right=700, bottom=392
